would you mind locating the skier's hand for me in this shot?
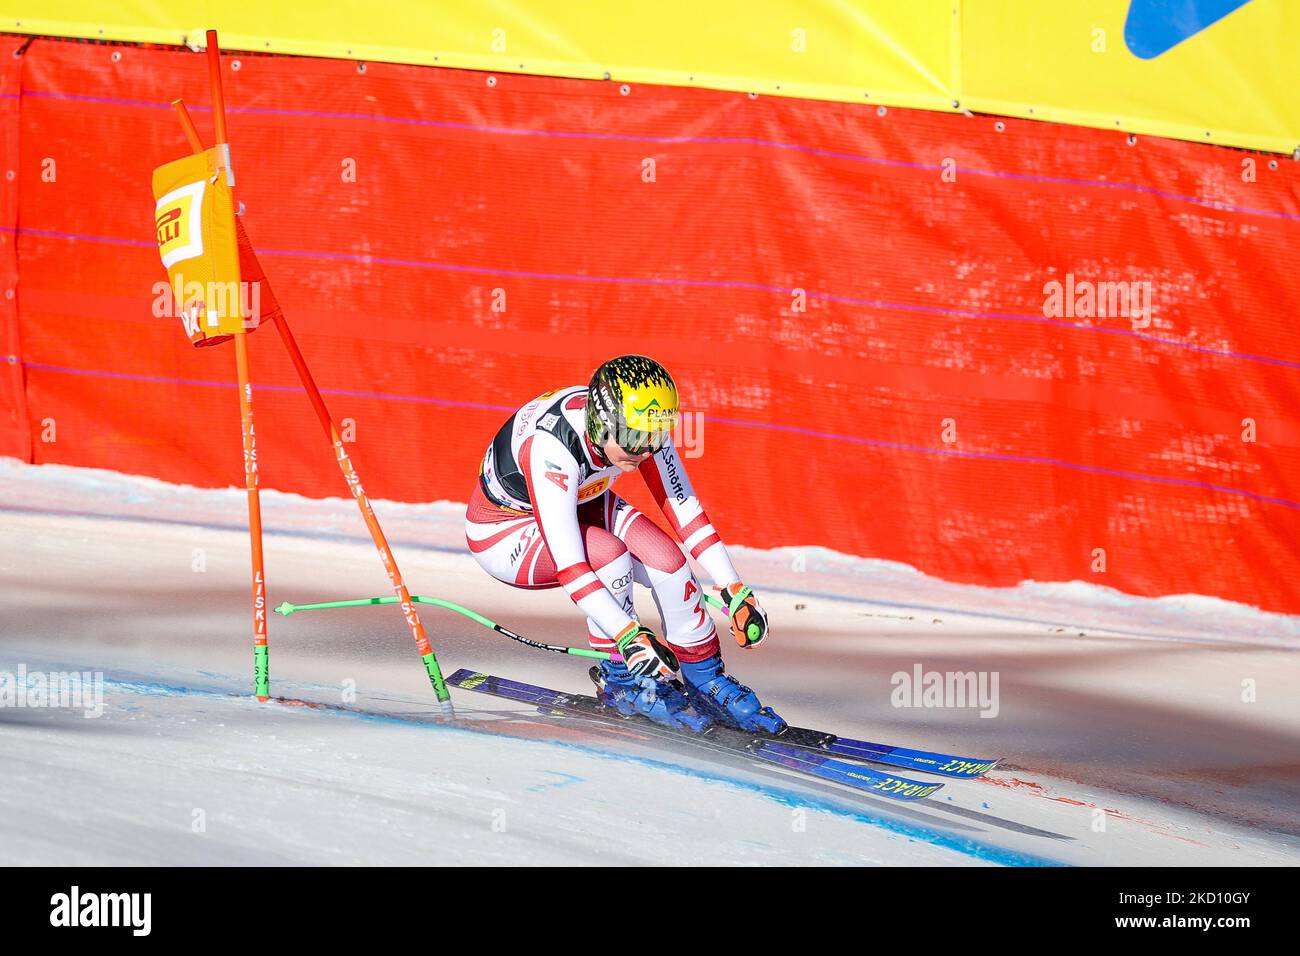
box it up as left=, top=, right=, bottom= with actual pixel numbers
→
left=721, top=583, right=769, bottom=649
left=616, top=623, right=679, bottom=680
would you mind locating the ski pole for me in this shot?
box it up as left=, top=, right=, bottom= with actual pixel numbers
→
left=278, top=591, right=742, bottom=662
left=276, top=596, right=619, bottom=661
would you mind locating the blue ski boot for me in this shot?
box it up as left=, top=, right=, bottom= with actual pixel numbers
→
left=589, top=662, right=712, bottom=733
left=680, top=652, right=787, bottom=735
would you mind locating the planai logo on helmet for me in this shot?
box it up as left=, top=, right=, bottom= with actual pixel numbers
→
left=586, top=355, right=679, bottom=452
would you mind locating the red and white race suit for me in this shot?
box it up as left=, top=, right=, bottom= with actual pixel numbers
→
left=465, top=385, right=739, bottom=662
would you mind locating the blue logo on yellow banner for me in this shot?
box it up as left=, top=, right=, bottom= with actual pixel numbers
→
left=1125, top=0, right=1253, bottom=59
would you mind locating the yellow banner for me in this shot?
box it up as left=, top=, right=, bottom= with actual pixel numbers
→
left=152, top=146, right=244, bottom=346
left=6, top=0, right=958, bottom=111
left=8, top=0, right=1297, bottom=153
left=961, top=0, right=1299, bottom=155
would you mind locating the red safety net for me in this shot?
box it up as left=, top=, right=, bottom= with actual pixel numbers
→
left=6, top=36, right=1300, bottom=612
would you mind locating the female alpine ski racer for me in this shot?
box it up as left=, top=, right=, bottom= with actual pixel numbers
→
left=465, top=355, right=784, bottom=735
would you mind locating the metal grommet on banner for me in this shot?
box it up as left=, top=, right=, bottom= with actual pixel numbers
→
left=619, top=84, right=630, bottom=96
left=877, top=106, right=887, bottom=117
left=111, top=51, right=121, bottom=62
left=486, top=75, right=496, bottom=87
left=231, top=59, right=241, bottom=71
left=1127, top=134, right=1138, bottom=146
left=995, top=121, right=1005, bottom=132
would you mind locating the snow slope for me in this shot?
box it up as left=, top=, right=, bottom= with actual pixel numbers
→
left=2, top=458, right=1298, bottom=865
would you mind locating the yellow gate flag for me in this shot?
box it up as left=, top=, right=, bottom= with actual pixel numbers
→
left=152, top=146, right=245, bottom=347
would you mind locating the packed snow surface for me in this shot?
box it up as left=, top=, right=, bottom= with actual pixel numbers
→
left=2, top=459, right=1297, bottom=865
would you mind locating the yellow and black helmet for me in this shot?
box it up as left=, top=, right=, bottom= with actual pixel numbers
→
left=586, top=355, right=680, bottom=453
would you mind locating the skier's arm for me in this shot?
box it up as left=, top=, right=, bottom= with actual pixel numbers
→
left=520, top=433, right=636, bottom=642
left=638, top=440, right=741, bottom=587
left=639, top=440, right=770, bottom=648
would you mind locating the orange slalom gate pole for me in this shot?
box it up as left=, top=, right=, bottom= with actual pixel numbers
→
left=172, top=90, right=452, bottom=712
left=233, top=335, right=269, bottom=700
left=203, top=32, right=270, bottom=700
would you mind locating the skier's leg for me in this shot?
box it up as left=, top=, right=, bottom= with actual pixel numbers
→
left=608, top=495, right=786, bottom=735
left=464, top=483, right=559, bottom=590
left=542, top=519, right=635, bottom=656
left=565, top=513, right=706, bottom=731
left=466, top=486, right=702, bottom=730
left=604, top=496, right=719, bottom=660
left=464, top=484, right=633, bottom=640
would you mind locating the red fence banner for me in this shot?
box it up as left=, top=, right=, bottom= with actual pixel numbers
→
left=6, top=36, right=1300, bottom=613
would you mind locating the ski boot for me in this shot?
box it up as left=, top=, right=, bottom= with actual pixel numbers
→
left=680, top=652, right=787, bottom=735
left=589, top=660, right=712, bottom=733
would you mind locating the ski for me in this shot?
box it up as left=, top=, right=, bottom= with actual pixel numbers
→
left=778, top=726, right=1000, bottom=779
left=446, top=667, right=996, bottom=779
left=447, top=669, right=945, bottom=802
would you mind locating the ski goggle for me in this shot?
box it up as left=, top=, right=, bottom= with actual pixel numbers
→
left=595, top=416, right=674, bottom=455
left=618, top=426, right=673, bottom=455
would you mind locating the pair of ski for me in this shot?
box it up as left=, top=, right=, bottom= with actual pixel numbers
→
left=447, top=668, right=1000, bottom=803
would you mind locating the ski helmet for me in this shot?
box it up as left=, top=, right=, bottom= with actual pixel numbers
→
left=586, top=355, right=680, bottom=453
